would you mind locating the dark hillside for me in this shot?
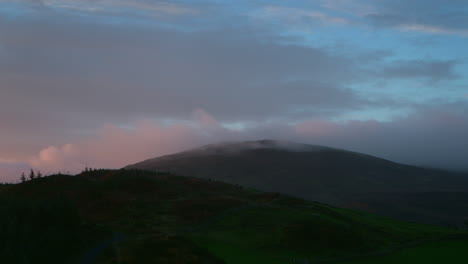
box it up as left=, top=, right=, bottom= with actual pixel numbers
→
left=1, top=169, right=467, bottom=263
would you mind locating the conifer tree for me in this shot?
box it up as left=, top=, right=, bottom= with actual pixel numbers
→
left=29, top=169, right=35, bottom=180
left=20, top=172, right=26, bottom=182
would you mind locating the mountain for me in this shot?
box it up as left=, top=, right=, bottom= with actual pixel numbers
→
left=126, top=140, right=468, bottom=226
left=1, top=169, right=467, bottom=264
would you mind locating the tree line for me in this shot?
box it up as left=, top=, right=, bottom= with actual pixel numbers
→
left=20, top=169, right=43, bottom=182
left=18, top=167, right=107, bottom=183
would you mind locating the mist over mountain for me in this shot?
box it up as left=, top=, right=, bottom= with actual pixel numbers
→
left=127, top=140, right=468, bottom=226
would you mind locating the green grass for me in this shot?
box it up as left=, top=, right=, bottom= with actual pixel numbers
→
left=191, top=238, right=293, bottom=264
left=188, top=203, right=466, bottom=263
left=336, top=239, right=468, bottom=264
left=192, top=236, right=468, bottom=264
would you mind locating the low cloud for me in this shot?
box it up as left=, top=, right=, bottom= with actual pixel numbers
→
left=29, top=110, right=220, bottom=175
left=1, top=104, right=465, bottom=182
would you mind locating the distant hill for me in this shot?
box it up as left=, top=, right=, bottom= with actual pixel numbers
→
left=126, top=140, right=468, bottom=226
left=2, top=169, right=467, bottom=263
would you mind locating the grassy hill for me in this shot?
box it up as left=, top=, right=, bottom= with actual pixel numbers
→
left=1, top=169, right=467, bottom=263
left=126, top=140, right=468, bottom=226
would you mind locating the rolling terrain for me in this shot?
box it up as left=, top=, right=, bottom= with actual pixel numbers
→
left=127, top=140, right=468, bottom=226
left=1, top=169, right=467, bottom=263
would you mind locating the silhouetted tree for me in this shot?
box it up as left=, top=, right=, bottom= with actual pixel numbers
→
left=37, top=171, right=42, bottom=178
left=20, top=173, right=26, bottom=182
left=29, top=169, right=35, bottom=180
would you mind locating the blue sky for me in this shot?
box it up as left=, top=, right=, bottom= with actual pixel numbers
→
left=1, top=0, right=468, bottom=180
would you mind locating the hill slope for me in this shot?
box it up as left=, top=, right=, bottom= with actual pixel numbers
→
left=1, top=170, right=467, bottom=264
left=126, top=140, right=468, bottom=226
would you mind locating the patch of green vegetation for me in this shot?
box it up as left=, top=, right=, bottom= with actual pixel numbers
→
left=336, top=239, right=468, bottom=264
left=191, top=237, right=296, bottom=264
left=189, top=199, right=465, bottom=263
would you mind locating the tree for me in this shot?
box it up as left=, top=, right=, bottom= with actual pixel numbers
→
left=20, top=173, right=26, bottom=182
left=29, top=169, right=35, bottom=180
left=37, top=171, right=42, bottom=178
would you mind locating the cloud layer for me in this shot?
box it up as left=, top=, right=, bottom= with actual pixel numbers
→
left=3, top=104, right=467, bottom=183
left=0, top=11, right=372, bottom=160
left=1, top=1, right=467, bottom=182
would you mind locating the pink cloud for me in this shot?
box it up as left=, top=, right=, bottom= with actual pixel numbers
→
left=28, top=109, right=224, bottom=175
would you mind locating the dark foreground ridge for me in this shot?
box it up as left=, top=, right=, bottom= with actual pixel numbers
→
left=126, top=140, right=468, bottom=227
left=1, top=169, right=467, bottom=263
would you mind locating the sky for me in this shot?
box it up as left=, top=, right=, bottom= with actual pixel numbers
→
left=1, top=0, right=468, bottom=182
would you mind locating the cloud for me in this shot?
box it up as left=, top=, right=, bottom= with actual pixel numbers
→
left=5, top=0, right=199, bottom=16
left=293, top=102, right=468, bottom=170
left=380, top=59, right=459, bottom=81
left=364, top=1, right=468, bottom=37
left=0, top=11, right=375, bottom=160
left=320, top=0, right=375, bottom=16
left=398, top=24, right=468, bottom=37
left=365, top=13, right=468, bottom=37
left=28, top=110, right=223, bottom=175
left=321, top=0, right=468, bottom=37
left=257, top=5, right=353, bottom=28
